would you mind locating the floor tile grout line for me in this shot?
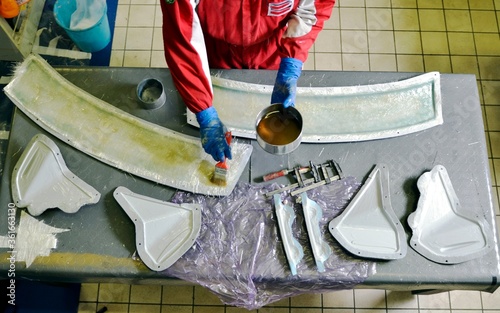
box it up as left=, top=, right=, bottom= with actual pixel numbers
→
left=443, top=2, right=454, bottom=74
left=414, top=2, right=426, bottom=73
left=362, top=5, right=372, bottom=71
left=416, top=290, right=420, bottom=311
left=353, top=289, right=357, bottom=311
left=321, top=291, right=324, bottom=313
left=148, top=4, right=159, bottom=67
left=121, top=3, right=131, bottom=67
left=384, top=289, right=389, bottom=313
left=96, top=283, right=101, bottom=310
left=496, top=0, right=500, bottom=34
left=375, top=29, right=500, bottom=34
left=159, top=285, right=164, bottom=309
left=128, top=284, right=132, bottom=313
left=388, top=6, right=401, bottom=72
left=338, top=5, right=344, bottom=70
left=192, top=285, right=195, bottom=312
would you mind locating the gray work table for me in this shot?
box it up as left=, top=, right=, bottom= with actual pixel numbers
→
left=0, top=67, right=499, bottom=293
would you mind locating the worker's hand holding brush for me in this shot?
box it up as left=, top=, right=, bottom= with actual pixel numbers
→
left=196, top=106, right=232, bottom=162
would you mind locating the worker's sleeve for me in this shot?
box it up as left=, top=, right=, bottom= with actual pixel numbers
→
left=279, top=0, right=336, bottom=62
left=160, top=0, right=212, bottom=114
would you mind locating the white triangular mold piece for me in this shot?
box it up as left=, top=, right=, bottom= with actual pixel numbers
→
left=299, top=192, right=332, bottom=272
left=11, top=134, right=101, bottom=216
left=408, top=165, right=493, bottom=264
left=113, top=186, right=201, bottom=271
left=273, top=194, right=304, bottom=276
left=329, top=164, right=407, bottom=260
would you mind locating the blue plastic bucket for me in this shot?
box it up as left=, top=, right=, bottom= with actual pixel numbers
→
left=53, top=0, right=111, bottom=53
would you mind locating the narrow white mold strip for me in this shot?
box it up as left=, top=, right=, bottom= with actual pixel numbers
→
left=15, top=211, right=69, bottom=267
left=187, top=73, right=442, bottom=142
left=114, top=186, right=201, bottom=271
left=273, top=194, right=304, bottom=276
left=329, top=165, right=407, bottom=260
left=11, top=134, right=101, bottom=216
left=408, top=165, right=493, bottom=264
left=299, top=192, right=332, bottom=272
left=4, top=54, right=252, bottom=196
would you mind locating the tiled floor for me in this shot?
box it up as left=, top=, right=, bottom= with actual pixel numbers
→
left=78, top=284, right=500, bottom=313
left=77, top=0, right=500, bottom=312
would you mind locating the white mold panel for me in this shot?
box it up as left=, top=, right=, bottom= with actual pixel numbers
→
left=329, top=165, right=407, bottom=260
left=11, top=133, right=100, bottom=216
left=408, top=165, right=493, bottom=264
left=300, top=192, right=332, bottom=272
left=113, top=186, right=201, bottom=271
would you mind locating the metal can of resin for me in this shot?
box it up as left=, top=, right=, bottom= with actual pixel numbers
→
left=255, top=103, right=303, bottom=155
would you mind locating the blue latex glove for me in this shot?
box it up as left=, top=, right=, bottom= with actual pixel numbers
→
left=271, top=57, right=303, bottom=108
left=196, top=106, right=232, bottom=162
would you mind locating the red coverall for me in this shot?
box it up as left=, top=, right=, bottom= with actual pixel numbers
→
left=160, top=0, right=335, bottom=114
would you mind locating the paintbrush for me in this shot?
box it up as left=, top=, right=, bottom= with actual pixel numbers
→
left=212, top=131, right=232, bottom=186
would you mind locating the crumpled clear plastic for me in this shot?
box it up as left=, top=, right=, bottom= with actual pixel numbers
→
left=165, top=177, right=376, bottom=309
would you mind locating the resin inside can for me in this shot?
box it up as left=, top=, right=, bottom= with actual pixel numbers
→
left=256, top=111, right=301, bottom=145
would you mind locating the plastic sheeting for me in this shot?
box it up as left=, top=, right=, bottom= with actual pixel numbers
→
left=165, top=178, right=376, bottom=309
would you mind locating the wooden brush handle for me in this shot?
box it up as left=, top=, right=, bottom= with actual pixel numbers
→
left=263, top=170, right=288, bottom=181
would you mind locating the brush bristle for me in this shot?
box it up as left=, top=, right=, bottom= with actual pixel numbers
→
left=212, top=164, right=228, bottom=186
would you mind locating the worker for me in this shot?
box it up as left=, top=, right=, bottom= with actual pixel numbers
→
left=160, top=0, right=336, bottom=162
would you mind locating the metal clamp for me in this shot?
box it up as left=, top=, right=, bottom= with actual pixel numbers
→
left=264, top=159, right=344, bottom=198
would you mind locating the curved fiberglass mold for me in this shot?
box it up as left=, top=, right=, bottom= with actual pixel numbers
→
left=187, top=73, right=442, bottom=142
left=4, top=54, right=252, bottom=196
